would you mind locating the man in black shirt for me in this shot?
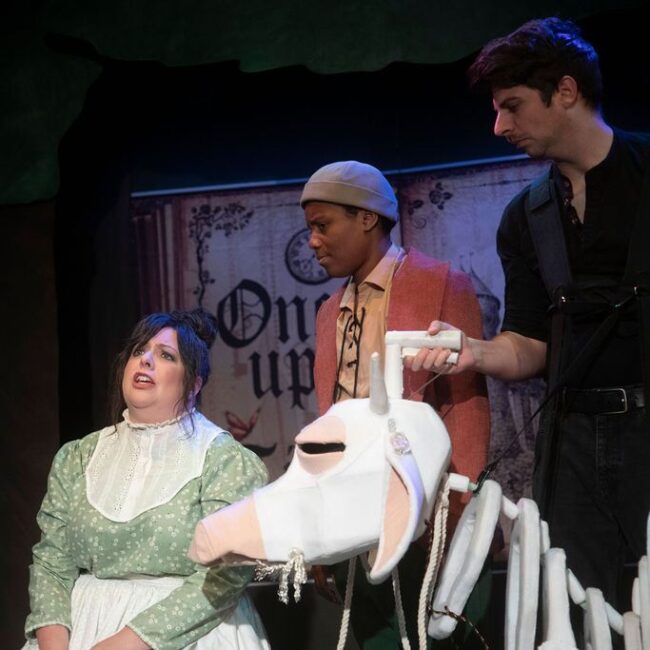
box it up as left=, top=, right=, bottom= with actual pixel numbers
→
left=408, top=17, right=650, bottom=613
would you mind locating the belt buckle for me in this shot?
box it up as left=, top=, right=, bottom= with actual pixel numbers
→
left=599, top=387, right=628, bottom=415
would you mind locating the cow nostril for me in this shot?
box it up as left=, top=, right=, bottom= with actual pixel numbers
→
left=298, top=442, right=345, bottom=454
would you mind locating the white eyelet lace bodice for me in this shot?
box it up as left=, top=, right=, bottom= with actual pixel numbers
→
left=86, top=410, right=224, bottom=521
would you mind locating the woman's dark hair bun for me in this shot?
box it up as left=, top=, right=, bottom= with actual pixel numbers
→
left=171, top=308, right=218, bottom=349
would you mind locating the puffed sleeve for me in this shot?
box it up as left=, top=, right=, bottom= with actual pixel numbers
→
left=127, top=437, right=268, bottom=650
left=25, top=440, right=83, bottom=638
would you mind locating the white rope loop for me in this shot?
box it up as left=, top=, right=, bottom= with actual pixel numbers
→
left=417, top=474, right=451, bottom=649
left=393, top=567, right=412, bottom=650
left=253, top=548, right=308, bottom=604
left=280, top=548, right=308, bottom=604
left=336, top=557, right=357, bottom=650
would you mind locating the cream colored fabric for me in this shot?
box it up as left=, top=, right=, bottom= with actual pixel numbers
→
left=335, top=244, right=405, bottom=400
left=86, top=410, right=222, bottom=522
left=22, top=574, right=270, bottom=650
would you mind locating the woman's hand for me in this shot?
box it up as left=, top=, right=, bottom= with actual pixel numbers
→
left=35, top=624, right=69, bottom=650
left=91, top=627, right=150, bottom=650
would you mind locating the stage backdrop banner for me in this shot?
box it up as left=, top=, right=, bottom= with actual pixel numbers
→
left=130, top=157, right=549, bottom=508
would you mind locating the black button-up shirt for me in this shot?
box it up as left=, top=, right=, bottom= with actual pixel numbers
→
left=497, top=130, right=650, bottom=388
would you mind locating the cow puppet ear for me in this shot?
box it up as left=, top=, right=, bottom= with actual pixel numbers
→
left=367, top=437, right=424, bottom=584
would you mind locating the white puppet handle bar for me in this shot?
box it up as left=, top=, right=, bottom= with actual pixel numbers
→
left=384, top=330, right=462, bottom=399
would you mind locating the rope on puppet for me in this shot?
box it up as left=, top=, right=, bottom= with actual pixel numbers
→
left=429, top=607, right=490, bottom=650
left=254, top=548, right=308, bottom=604
left=408, top=371, right=456, bottom=424
left=392, top=567, right=412, bottom=650
left=407, top=370, right=444, bottom=402
left=336, top=556, right=357, bottom=650
left=419, top=479, right=488, bottom=649
left=417, top=474, right=451, bottom=650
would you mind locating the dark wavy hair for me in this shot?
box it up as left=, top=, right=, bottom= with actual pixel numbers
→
left=109, top=308, right=218, bottom=426
left=468, top=17, right=603, bottom=109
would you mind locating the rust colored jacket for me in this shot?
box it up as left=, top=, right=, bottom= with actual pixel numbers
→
left=314, top=248, right=490, bottom=516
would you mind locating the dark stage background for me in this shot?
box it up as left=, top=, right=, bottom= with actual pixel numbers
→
left=3, top=3, right=650, bottom=647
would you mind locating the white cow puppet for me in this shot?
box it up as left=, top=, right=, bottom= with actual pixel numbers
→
left=189, top=347, right=452, bottom=585
left=189, top=330, right=650, bottom=650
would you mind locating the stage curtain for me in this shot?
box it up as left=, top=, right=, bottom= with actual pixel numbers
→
left=1, top=0, right=644, bottom=205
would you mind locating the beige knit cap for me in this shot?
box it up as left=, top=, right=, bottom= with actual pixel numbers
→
left=300, top=160, right=399, bottom=222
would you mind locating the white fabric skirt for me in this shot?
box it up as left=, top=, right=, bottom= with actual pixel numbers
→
left=24, top=574, right=270, bottom=650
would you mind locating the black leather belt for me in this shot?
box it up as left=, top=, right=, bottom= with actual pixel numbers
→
left=562, top=385, right=645, bottom=415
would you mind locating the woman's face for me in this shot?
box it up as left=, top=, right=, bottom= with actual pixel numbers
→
left=122, top=327, right=188, bottom=423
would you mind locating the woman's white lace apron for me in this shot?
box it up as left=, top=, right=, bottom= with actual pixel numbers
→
left=23, top=573, right=270, bottom=650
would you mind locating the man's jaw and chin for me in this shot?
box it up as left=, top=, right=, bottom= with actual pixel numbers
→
left=317, top=256, right=346, bottom=279
left=509, top=138, right=548, bottom=160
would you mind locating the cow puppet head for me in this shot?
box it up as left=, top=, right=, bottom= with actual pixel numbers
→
left=189, top=353, right=451, bottom=584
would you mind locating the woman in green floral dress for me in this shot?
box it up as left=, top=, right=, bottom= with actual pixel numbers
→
left=24, top=309, right=270, bottom=650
